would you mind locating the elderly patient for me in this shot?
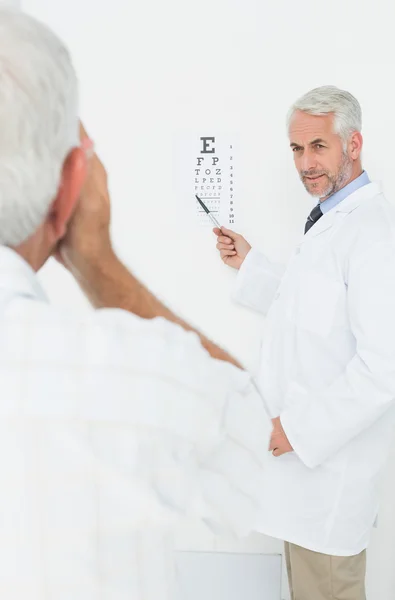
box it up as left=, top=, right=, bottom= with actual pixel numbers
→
left=0, top=9, right=270, bottom=600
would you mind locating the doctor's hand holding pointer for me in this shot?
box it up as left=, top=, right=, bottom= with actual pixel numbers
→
left=213, top=227, right=293, bottom=457
left=213, top=227, right=251, bottom=270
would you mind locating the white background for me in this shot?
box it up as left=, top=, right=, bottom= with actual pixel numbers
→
left=0, top=0, right=20, bottom=7
left=18, top=0, right=395, bottom=597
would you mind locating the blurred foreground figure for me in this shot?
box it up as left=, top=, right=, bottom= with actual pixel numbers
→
left=0, top=9, right=270, bottom=599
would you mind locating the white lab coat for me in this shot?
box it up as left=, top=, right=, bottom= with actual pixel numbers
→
left=233, top=182, right=395, bottom=555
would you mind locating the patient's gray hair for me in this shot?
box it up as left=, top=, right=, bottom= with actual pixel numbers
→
left=0, top=9, right=78, bottom=246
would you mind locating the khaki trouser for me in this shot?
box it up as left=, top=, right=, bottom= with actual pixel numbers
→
left=285, top=542, right=366, bottom=600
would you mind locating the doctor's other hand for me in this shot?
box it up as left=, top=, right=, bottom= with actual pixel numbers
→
left=213, top=227, right=251, bottom=270
left=269, top=417, right=293, bottom=458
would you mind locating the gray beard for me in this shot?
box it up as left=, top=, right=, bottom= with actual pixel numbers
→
left=303, top=154, right=354, bottom=200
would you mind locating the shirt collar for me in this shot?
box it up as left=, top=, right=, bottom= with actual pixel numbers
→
left=0, top=246, right=48, bottom=302
left=320, top=171, right=370, bottom=214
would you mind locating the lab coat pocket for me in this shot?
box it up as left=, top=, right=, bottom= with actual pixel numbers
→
left=288, top=271, right=343, bottom=337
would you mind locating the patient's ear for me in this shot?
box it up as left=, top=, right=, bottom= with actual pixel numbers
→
left=47, top=146, right=87, bottom=244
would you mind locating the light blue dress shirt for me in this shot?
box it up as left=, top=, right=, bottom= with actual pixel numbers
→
left=320, top=171, right=370, bottom=214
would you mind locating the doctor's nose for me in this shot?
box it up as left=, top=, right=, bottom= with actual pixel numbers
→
left=300, top=150, right=318, bottom=173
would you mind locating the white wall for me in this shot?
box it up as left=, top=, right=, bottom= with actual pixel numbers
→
left=0, top=1, right=20, bottom=9
left=21, top=1, right=395, bottom=598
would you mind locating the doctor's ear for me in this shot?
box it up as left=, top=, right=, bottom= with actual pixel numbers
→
left=348, top=131, right=363, bottom=160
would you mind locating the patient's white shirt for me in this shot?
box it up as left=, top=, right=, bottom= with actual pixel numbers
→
left=0, top=246, right=270, bottom=599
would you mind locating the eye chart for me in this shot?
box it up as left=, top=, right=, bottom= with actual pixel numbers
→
left=175, top=135, right=239, bottom=228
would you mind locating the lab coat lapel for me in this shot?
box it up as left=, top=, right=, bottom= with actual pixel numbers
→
left=297, top=207, right=338, bottom=247
left=298, top=182, right=383, bottom=246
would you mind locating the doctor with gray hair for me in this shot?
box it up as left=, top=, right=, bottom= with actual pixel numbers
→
left=215, top=85, right=395, bottom=599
